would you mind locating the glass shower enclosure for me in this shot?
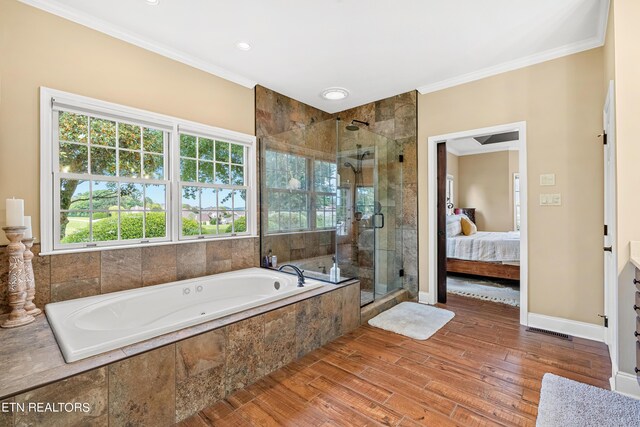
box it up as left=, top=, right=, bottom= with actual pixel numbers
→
left=260, top=118, right=403, bottom=306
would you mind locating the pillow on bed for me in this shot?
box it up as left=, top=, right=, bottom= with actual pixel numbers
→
left=446, top=219, right=462, bottom=236
left=460, top=216, right=477, bottom=236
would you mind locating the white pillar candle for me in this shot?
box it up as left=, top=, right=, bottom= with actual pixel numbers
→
left=23, top=216, right=32, bottom=239
left=5, top=198, right=24, bottom=227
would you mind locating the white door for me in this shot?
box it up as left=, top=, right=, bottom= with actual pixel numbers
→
left=603, top=80, right=617, bottom=367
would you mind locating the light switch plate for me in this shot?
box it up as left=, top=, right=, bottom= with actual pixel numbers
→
left=540, top=193, right=561, bottom=206
left=540, top=174, right=556, bottom=186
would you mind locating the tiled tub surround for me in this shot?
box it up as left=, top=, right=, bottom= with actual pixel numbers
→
left=0, top=238, right=260, bottom=314
left=0, top=279, right=360, bottom=425
left=47, top=268, right=324, bottom=362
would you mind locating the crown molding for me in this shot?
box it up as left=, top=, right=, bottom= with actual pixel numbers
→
left=18, top=0, right=257, bottom=89
left=417, top=7, right=608, bottom=96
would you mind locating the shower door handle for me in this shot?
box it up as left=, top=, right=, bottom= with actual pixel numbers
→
left=373, top=213, right=384, bottom=229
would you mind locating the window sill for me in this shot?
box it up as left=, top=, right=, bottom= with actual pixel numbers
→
left=39, top=234, right=258, bottom=256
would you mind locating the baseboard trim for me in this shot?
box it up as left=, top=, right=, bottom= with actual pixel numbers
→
left=527, top=313, right=605, bottom=342
left=418, top=291, right=432, bottom=305
left=612, top=371, right=640, bottom=398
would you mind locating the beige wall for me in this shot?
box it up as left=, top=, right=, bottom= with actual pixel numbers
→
left=446, top=151, right=459, bottom=206
left=418, top=48, right=605, bottom=324
left=0, top=0, right=255, bottom=244
left=612, top=0, right=640, bottom=375
left=457, top=151, right=512, bottom=232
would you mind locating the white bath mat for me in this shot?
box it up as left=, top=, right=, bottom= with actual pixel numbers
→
left=447, top=276, right=520, bottom=307
left=536, top=373, right=640, bottom=427
left=368, top=302, right=454, bottom=340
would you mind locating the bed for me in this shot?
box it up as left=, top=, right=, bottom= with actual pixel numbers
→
left=446, top=215, right=520, bottom=280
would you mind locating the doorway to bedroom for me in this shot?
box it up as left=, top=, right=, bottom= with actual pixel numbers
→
left=428, top=122, right=528, bottom=323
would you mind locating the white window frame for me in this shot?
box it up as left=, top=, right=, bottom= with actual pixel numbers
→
left=176, top=124, right=255, bottom=241
left=40, top=87, right=257, bottom=255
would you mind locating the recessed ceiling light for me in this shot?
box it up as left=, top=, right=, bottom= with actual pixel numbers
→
left=146, top=0, right=159, bottom=4
left=236, top=42, right=252, bottom=51
left=321, top=88, right=349, bottom=100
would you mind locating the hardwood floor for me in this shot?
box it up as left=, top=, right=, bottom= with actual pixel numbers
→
left=178, top=294, right=612, bottom=427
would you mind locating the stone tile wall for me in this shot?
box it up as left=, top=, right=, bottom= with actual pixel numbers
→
left=0, top=282, right=360, bottom=426
left=0, top=239, right=260, bottom=314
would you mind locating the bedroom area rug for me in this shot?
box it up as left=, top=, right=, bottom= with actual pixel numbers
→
left=536, top=373, right=640, bottom=427
left=447, top=275, right=520, bottom=306
left=368, top=302, right=454, bottom=340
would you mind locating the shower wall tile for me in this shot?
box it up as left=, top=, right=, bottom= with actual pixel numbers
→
left=51, top=278, right=100, bottom=302
left=402, top=183, right=418, bottom=228
left=109, top=345, right=176, bottom=426
left=14, top=368, right=108, bottom=427
left=177, top=242, right=207, bottom=280
left=101, top=248, right=142, bottom=293
left=32, top=250, right=50, bottom=309
left=50, top=252, right=100, bottom=285
left=142, top=245, right=177, bottom=287
left=231, top=239, right=257, bottom=270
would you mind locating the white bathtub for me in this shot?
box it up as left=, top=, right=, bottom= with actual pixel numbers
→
left=45, top=267, right=324, bottom=363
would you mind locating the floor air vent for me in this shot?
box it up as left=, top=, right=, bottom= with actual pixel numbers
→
left=525, top=327, right=573, bottom=341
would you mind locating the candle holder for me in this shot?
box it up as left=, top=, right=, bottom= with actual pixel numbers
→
left=1, top=226, right=35, bottom=328
left=22, top=238, right=42, bottom=317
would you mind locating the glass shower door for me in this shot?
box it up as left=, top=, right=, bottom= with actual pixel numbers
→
left=337, top=122, right=403, bottom=306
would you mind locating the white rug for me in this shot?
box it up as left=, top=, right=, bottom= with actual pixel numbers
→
left=447, top=276, right=520, bottom=307
left=368, top=302, right=454, bottom=340
left=536, top=373, right=640, bottom=427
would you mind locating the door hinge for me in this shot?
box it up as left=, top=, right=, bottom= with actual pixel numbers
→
left=398, top=154, right=404, bottom=163
left=598, top=314, right=608, bottom=328
left=604, top=246, right=612, bottom=252
left=604, top=224, right=608, bottom=236
left=599, top=131, right=608, bottom=145
left=399, top=269, right=405, bottom=277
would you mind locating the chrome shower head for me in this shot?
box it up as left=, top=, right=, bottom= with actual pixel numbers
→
left=343, top=162, right=358, bottom=174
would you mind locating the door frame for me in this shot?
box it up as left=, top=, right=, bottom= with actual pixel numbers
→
left=426, top=121, right=529, bottom=325
left=603, top=80, right=618, bottom=376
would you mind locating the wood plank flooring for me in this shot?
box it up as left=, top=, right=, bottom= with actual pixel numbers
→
left=178, top=294, right=612, bottom=427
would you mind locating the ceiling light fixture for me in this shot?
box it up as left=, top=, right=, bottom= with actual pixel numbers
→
left=321, top=88, right=349, bottom=100
left=145, top=0, right=159, bottom=4
left=236, top=42, right=252, bottom=51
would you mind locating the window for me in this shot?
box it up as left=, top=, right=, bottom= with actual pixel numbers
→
left=314, top=160, right=337, bottom=229
left=41, top=88, right=256, bottom=254
left=513, top=173, right=521, bottom=231
left=179, top=132, right=249, bottom=238
left=264, top=150, right=337, bottom=234
left=355, top=187, right=375, bottom=219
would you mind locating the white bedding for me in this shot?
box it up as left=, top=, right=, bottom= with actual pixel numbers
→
left=447, top=231, right=520, bottom=263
